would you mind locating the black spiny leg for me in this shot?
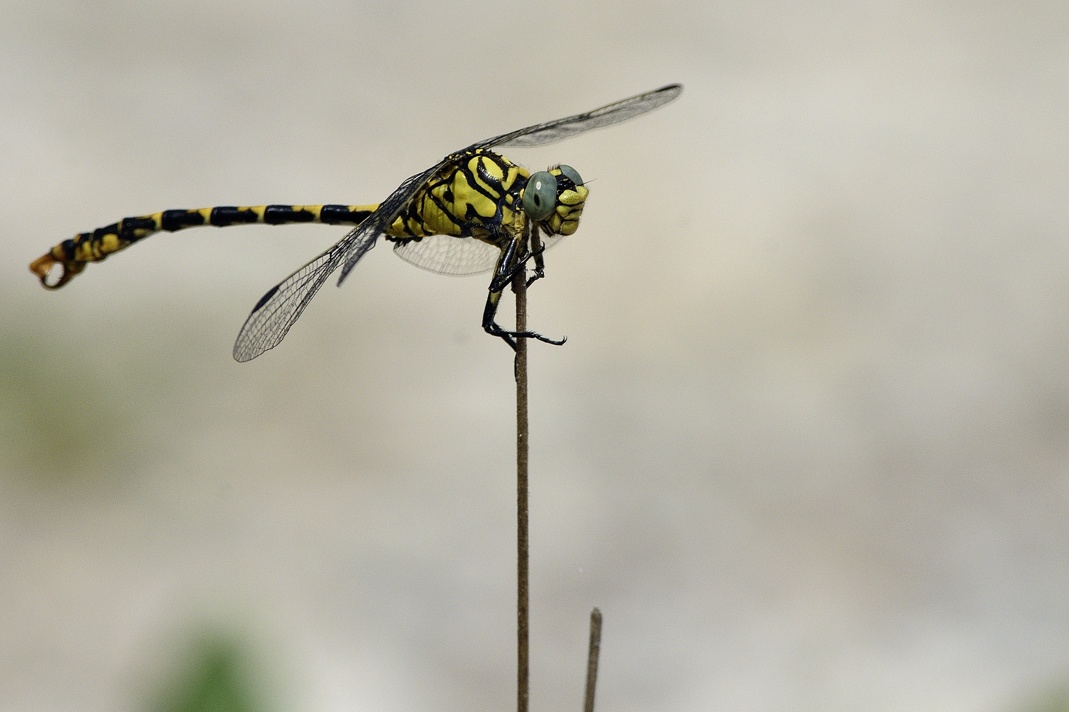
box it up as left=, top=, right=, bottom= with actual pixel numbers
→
left=482, top=233, right=566, bottom=350
left=526, top=231, right=547, bottom=288
left=483, top=290, right=517, bottom=350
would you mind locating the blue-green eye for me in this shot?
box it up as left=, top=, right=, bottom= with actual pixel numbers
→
left=559, top=164, right=583, bottom=186
left=523, top=171, right=558, bottom=221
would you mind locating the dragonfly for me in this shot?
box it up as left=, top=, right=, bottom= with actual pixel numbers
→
left=30, top=84, right=682, bottom=361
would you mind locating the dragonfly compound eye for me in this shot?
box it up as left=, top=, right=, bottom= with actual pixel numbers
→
left=522, top=171, right=558, bottom=221
left=558, top=164, right=583, bottom=187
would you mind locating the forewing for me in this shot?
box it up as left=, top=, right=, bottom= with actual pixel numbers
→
left=392, top=235, right=502, bottom=275
left=475, top=84, right=682, bottom=150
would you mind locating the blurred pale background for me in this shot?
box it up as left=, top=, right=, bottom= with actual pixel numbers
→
left=2, top=1, right=1067, bottom=711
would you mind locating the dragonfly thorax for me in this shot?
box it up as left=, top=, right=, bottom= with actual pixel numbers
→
left=384, top=148, right=589, bottom=247
left=386, top=148, right=528, bottom=247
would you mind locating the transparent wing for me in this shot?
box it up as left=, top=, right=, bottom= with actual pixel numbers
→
left=392, top=235, right=502, bottom=275
left=337, top=163, right=444, bottom=283
left=233, top=160, right=450, bottom=362
left=232, top=225, right=380, bottom=362
left=474, top=84, right=682, bottom=150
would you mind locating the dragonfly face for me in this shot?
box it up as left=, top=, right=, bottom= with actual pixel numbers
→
left=523, top=164, right=588, bottom=238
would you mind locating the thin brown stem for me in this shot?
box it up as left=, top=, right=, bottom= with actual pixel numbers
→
left=583, top=608, right=603, bottom=712
left=514, top=271, right=530, bottom=712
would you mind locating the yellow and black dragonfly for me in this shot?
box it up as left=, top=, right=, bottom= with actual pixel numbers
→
left=30, top=84, right=682, bottom=361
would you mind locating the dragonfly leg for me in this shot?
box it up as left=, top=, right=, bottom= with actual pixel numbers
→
left=481, top=230, right=565, bottom=348
left=488, top=244, right=545, bottom=293
left=482, top=284, right=567, bottom=350
left=488, top=239, right=528, bottom=293
left=525, top=240, right=547, bottom=288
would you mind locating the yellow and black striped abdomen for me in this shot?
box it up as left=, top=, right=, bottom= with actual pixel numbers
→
left=387, top=148, right=528, bottom=246
left=31, top=204, right=378, bottom=289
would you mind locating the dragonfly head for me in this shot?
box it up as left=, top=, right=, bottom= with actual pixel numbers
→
left=521, top=164, right=588, bottom=236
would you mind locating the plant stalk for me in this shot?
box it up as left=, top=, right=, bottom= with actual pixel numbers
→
left=514, top=271, right=530, bottom=712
